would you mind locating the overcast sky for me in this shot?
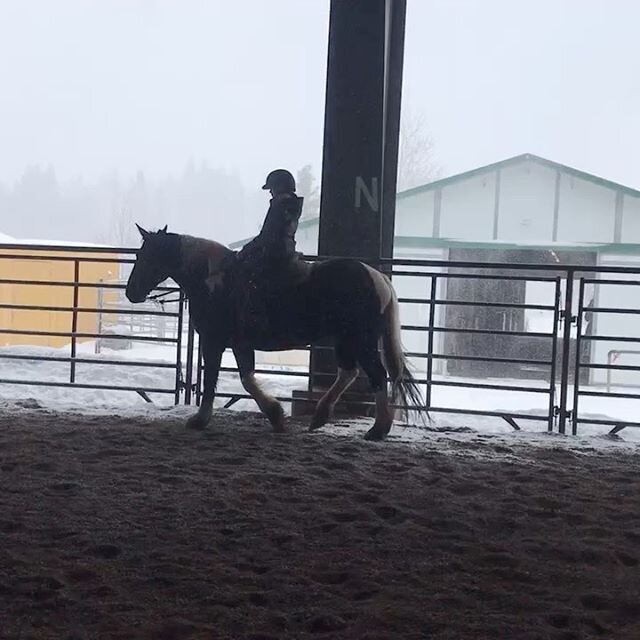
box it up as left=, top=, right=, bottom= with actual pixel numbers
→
left=1, top=0, right=639, bottom=190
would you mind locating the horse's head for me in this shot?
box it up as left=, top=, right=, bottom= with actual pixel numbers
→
left=125, top=224, right=180, bottom=303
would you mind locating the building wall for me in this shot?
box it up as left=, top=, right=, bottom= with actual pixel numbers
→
left=0, top=249, right=120, bottom=348
left=398, top=158, right=630, bottom=246
left=498, top=162, right=556, bottom=241
left=395, top=190, right=435, bottom=238
left=621, top=193, right=640, bottom=243
left=439, top=172, right=496, bottom=241
left=556, top=175, right=616, bottom=243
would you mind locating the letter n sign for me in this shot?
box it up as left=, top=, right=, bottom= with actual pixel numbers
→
left=354, top=176, right=380, bottom=212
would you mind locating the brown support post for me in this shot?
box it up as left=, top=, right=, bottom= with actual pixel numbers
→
left=292, top=0, right=406, bottom=417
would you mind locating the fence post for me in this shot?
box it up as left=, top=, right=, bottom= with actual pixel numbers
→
left=558, top=269, right=575, bottom=434
left=571, top=278, right=586, bottom=435
left=70, top=259, right=80, bottom=383
left=184, top=317, right=195, bottom=405
left=158, top=313, right=166, bottom=340
left=95, top=279, right=103, bottom=355
left=547, top=277, right=562, bottom=432
left=606, top=350, right=614, bottom=393
left=174, top=293, right=185, bottom=405
left=426, top=274, right=437, bottom=411
left=195, top=337, right=203, bottom=406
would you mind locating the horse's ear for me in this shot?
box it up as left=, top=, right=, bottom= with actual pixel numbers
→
left=136, top=223, right=150, bottom=239
left=160, top=225, right=168, bottom=234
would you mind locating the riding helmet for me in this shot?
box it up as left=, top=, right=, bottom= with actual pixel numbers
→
left=262, top=169, right=296, bottom=193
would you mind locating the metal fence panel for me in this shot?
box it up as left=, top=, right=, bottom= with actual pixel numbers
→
left=1, top=243, right=640, bottom=435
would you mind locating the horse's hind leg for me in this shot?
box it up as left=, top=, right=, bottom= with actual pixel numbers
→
left=357, top=340, right=394, bottom=441
left=234, top=347, right=286, bottom=432
left=310, top=340, right=358, bottom=431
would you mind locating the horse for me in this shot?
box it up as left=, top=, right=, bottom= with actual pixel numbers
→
left=125, top=225, right=422, bottom=440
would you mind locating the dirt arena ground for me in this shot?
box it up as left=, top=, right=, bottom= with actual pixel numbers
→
left=1, top=408, right=639, bottom=640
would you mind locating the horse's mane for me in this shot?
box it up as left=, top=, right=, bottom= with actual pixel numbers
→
left=179, top=234, right=236, bottom=292
left=180, top=235, right=233, bottom=267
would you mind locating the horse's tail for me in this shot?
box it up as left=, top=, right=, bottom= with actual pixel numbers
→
left=381, top=282, right=427, bottom=424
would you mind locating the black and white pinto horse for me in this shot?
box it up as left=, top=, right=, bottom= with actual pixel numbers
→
left=125, top=226, right=422, bottom=441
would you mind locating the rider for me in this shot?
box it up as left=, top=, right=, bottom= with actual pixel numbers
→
left=238, top=169, right=304, bottom=267
left=233, top=169, right=306, bottom=341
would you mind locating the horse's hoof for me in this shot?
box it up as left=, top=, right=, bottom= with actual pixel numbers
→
left=309, top=415, right=326, bottom=431
left=309, top=405, right=331, bottom=431
left=265, top=403, right=286, bottom=433
left=364, top=423, right=391, bottom=441
left=186, top=414, right=209, bottom=430
left=272, top=418, right=287, bottom=433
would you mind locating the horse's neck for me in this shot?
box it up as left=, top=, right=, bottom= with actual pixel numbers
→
left=173, top=234, right=233, bottom=298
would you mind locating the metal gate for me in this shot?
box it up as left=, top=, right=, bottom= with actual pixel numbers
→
left=571, top=270, right=640, bottom=436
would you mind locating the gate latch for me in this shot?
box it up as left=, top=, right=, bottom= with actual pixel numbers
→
left=553, top=406, right=573, bottom=420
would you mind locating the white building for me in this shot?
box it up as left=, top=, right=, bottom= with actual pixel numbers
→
left=231, top=154, right=640, bottom=385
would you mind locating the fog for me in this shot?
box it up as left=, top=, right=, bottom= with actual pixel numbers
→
left=404, top=0, right=640, bottom=188
left=0, top=0, right=638, bottom=245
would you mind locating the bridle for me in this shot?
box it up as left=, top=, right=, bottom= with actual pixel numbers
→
left=145, top=289, right=184, bottom=307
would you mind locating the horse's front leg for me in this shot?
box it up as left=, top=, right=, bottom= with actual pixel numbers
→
left=186, top=338, right=224, bottom=430
left=234, top=347, right=286, bottom=432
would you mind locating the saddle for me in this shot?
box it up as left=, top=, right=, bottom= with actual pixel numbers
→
left=231, top=254, right=313, bottom=344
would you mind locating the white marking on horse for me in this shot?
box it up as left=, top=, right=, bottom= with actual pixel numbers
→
left=241, top=373, right=278, bottom=413
left=312, top=367, right=359, bottom=430
left=180, top=235, right=232, bottom=293
left=363, top=264, right=393, bottom=313
left=241, top=373, right=285, bottom=432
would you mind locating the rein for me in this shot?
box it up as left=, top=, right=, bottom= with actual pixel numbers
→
left=137, top=234, right=234, bottom=308
left=145, top=290, right=184, bottom=307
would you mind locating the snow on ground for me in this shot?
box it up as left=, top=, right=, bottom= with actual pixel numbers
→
left=0, top=341, right=304, bottom=413
left=1, top=340, right=640, bottom=447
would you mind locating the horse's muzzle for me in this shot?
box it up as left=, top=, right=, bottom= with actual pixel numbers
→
left=125, top=286, right=147, bottom=304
